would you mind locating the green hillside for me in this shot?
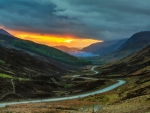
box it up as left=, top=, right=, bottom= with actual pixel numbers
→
left=12, top=40, right=91, bottom=66
left=0, top=33, right=91, bottom=66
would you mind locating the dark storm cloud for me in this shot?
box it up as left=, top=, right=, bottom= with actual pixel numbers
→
left=0, top=0, right=150, bottom=40
left=0, top=0, right=74, bottom=34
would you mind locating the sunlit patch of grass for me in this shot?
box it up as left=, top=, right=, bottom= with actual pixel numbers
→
left=132, top=66, right=150, bottom=75
left=101, top=94, right=119, bottom=104
left=0, top=73, right=30, bottom=81
left=23, top=67, right=36, bottom=73
left=81, top=93, right=120, bottom=105
left=18, top=77, right=30, bottom=81
left=0, top=73, right=13, bottom=79
left=6, top=70, right=15, bottom=75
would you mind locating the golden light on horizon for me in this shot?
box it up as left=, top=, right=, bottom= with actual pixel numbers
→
left=65, top=39, right=73, bottom=43
left=7, top=30, right=102, bottom=48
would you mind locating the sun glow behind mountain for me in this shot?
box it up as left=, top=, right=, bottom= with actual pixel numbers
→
left=7, top=30, right=102, bottom=48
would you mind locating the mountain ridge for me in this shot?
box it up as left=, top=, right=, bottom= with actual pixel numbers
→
left=0, top=29, right=13, bottom=37
left=93, top=31, right=150, bottom=63
left=99, top=43, right=150, bottom=76
left=0, top=29, right=91, bottom=67
left=54, top=45, right=79, bottom=52
left=82, top=39, right=120, bottom=53
left=109, top=31, right=150, bottom=60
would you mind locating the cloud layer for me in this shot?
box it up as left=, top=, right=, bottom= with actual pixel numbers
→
left=0, top=0, right=150, bottom=40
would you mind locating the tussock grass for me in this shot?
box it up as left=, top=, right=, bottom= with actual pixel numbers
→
left=0, top=73, right=13, bottom=79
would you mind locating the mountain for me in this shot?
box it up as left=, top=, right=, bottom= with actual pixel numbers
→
left=95, top=44, right=150, bottom=109
left=95, top=31, right=150, bottom=63
left=99, top=44, right=150, bottom=76
left=108, top=31, right=150, bottom=60
left=117, top=31, right=150, bottom=52
left=83, top=31, right=150, bottom=59
left=0, top=30, right=91, bottom=67
left=0, top=45, right=67, bottom=100
left=0, top=29, right=13, bottom=37
left=54, top=45, right=79, bottom=52
left=82, top=39, right=121, bottom=54
left=94, top=38, right=128, bottom=55
left=0, top=45, right=64, bottom=78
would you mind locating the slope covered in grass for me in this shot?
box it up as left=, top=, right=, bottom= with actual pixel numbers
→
left=98, top=44, right=150, bottom=76
left=12, top=40, right=91, bottom=66
left=94, top=44, right=150, bottom=106
left=0, top=32, right=91, bottom=66
left=99, top=31, right=150, bottom=63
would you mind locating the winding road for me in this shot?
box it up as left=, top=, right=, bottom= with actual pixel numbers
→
left=91, top=66, right=99, bottom=74
left=0, top=66, right=125, bottom=107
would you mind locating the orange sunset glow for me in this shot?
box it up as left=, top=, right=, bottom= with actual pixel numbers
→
left=7, top=30, right=102, bottom=48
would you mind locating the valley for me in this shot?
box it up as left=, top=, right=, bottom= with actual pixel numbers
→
left=83, top=31, right=150, bottom=64
left=0, top=62, right=149, bottom=112
left=0, top=65, right=127, bottom=113
left=0, top=30, right=150, bottom=113
left=0, top=66, right=125, bottom=107
left=1, top=1, right=150, bottom=112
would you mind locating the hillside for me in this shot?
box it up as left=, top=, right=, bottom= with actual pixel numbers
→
left=0, top=45, right=67, bottom=101
left=96, top=31, right=150, bottom=63
left=118, top=31, right=150, bottom=52
left=0, top=45, right=110, bottom=102
left=0, top=45, right=64, bottom=78
left=1, top=44, right=150, bottom=112
left=115, top=31, right=150, bottom=56
left=0, top=30, right=91, bottom=66
left=95, top=44, right=150, bottom=101
left=0, top=29, right=13, bottom=37
left=95, top=38, right=128, bottom=55
left=82, top=39, right=119, bottom=53
left=54, top=45, right=79, bottom=52
left=112, top=31, right=150, bottom=58
left=98, top=44, right=150, bottom=76
left=83, top=44, right=150, bottom=112
left=12, top=40, right=90, bottom=66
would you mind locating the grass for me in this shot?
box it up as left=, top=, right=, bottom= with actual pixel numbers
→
left=18, top=77, right=30, bottom=81
left=12, top=40, right=91, bottom=66
left=0, top=60, right=5, bottom=65
left=132, top=66, right=150, bottom=75
left=80, top=91, right=120, bottom=105
left=0, top=73, right=30, bottom=81
left=5, top=71, right=15, bottom=75
left=0, top=73, right=13, bottom=79
left=64, top=84, right=73, bottom=89
left=0, top=76, right=149, bottom=113
left=1, top=94, right=149, bottom=113
left=100, top=94, right=119, bottom=104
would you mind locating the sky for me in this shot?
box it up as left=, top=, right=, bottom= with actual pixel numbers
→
left=0, top=0, right=150, bottom=48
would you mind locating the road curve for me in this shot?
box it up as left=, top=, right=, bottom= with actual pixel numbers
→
left=0, top=66, right=126, bottom=107
left=91, top=66, right=98, bottom=74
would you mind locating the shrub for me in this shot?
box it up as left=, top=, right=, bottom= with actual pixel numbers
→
left=0, top=60, right=5, bottom=65
left=64, top=84, right=72, bottom=89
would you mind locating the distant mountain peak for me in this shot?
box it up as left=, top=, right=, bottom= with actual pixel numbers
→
left=131, top=31, right=150, bottom=39
left=54, top=45, right=79, bottom=52
left=0, top=29, right=13, bottom=37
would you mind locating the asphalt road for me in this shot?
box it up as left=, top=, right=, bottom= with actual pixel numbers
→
left=91, top=66, right=99, bottom=74
left=0, top=66, right=126, bottom=107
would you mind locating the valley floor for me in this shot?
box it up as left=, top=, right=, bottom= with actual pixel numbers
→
left=0, top=66, right=150, bottom=113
